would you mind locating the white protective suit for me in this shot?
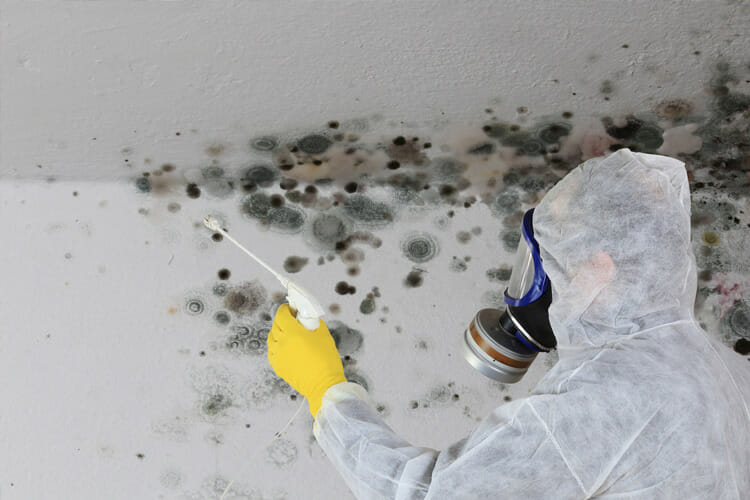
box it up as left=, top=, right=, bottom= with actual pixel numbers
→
left=313, top=148, right=750, bottom=499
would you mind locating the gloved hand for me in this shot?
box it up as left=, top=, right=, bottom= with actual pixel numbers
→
left=267, top=304, right=347, bottom=418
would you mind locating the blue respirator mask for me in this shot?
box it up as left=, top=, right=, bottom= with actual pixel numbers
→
left=462, top=208, right=557, bottom=383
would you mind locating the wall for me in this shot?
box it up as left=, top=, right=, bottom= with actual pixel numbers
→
left=1, top=1, right=749, bottom=499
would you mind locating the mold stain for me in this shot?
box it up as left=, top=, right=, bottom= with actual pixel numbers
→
left=400, top=232, right=439, bottom=263
left=154, top=61, right=750, bottom=472
left=283, top=256, right=309, bottom=273
left=223, top=281, right=267, bottom=316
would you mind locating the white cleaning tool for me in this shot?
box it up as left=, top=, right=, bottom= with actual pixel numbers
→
left=203, top=215, right=325, bottom=330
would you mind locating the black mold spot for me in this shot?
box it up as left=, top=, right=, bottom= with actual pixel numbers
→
left=311, top=213, right=349, bottom=248
left=279, top=178, right=298, bottom=190
left=733, top=338, right=750, bottom=355
left=226, top=325, right=265, bottom=355
left=217, top=268, right=231, bottom=280
left=283, top=256, right=309, bottom=273
left=359, top=294, right=376, bottom=314
left=329, top=321, right=363, bottom=354
left=135, top=177, right=151, bottom=193
left=241, top=193, right=272, bottom=220
left=214, top=311, right=231, bottom=325
left=224, top=281, right=267, bottom=315
left=404, top=270, right=424, bottom=288
left=344, top=182, right=358, bottom=193
left=186, top=183, right=201, bottom=199
left=483, top=122, right=510, bottom=139
left=342, top=195, right=393, bottom=224
left=185, top=298, right=205, bottom=315
left=328, top=120, right=339, bottom=129
left=285, top=190, right=302, bottom=203
left=721, top=301, right=750, bottom=340
left=537, top=122, right=572, bottom=144
left=269, top=206, right=306, bottom=233
left=401, top=232, right=439, bottom=263
left=393, top=136, right=406, bottom=146
left=487, top=267, right=512, bottom=282
left=212, top=232, right=223, bottom=242
left=202, top=393, right=232, bottom=416
left=450, top=257, right=468, bottom=272
left=298, top=134, right=332, bottom=155
left=335, top=281, right=356, bottom=295
left=492, top=190, right=521, bottom=216
left=251, top=136, right=278, bottom=152
left=242, top=165, right=278, bottom=188
left=386, top=160, right=401, bottom=170
left=502, top=230, right=521, bottom=252
left=562, top=111, right=574, bottom=119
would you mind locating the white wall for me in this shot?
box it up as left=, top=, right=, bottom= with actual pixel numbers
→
left=3, top=0, right=747, bottom=179
left=1, top=1, right=749, bottom=499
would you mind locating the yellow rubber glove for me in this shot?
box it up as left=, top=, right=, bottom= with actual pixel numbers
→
left=267, top=304, right=347, bottom=418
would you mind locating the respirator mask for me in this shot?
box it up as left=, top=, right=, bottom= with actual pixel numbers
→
left=462, top=208, right=556, bottom=383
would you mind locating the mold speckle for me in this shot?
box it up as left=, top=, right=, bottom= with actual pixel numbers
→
left=241, top=192, right=272, bottom=220
left=226, top=325, right=266, bottom=355
left=721, top=301, right=750, bottom=340
left=401, top=232, right=439, bottom=263
left=214, top=311, right=231, bottom=325
left=224, top=281, right=267, bottom=315
left=185, top=298, right=205, bottom=315
left=328, top=321, right=363, bottom=354
left=283, top=256, right=309, bottom=273
left=359, top=294, right=376, bottom=314
left=335, top=281, right=356, bottom=295
left=456, top=231, right=471, bottom=244
left=217, top=268, right=231, bottom=280
left=735, top=338, right=750, bottom=355
left=502, top=230, right=521, bottom=252
left=404, top=270, right=424, bottom=288
left=202, top=393, right=232, bottom=416
left=186, top=183, right=201, bottom=199
left=343, top=195, right=393, bottom=225
left=213, top=283, right=228, bottom=296
left=135, top=177, right=151, bottom=193
left=242, top=165, right=278, bottom=188
left=487, top=267, right=512, bottom=282
left=269, top=206, right=306, bottom=233
left=298, top=134, right=332, bottom=154
left=450, top=257, right=468, bottom=272
left=311, top=213, right=349, bottom=249
left=251, top=136, right=278, bottom=152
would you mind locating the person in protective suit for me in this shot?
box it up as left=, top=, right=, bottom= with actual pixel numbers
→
left=267, top=148, right=750, bottom=499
